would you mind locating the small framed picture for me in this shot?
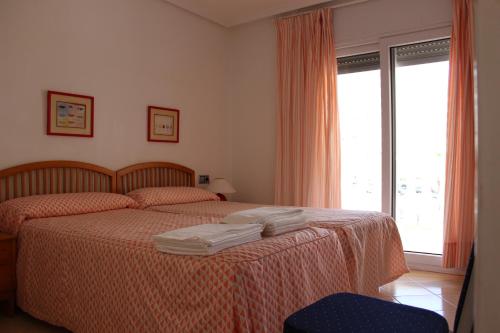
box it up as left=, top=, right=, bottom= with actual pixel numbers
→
left=47, top=91, right=94, bottom=137
left=148, top=106, right=179, bottom=143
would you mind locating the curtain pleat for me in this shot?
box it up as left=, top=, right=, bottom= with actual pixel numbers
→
left=443, top=0, right=475, bottom=269
left=275, top=9, right=341, bottom=208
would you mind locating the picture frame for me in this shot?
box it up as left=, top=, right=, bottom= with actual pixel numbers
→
left=47, top=90, right=94, bottom=137
left=148, top=106, right=180, bottom=143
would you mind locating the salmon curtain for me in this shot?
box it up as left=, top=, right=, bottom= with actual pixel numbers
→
left=274, top=8, right=341, bottom=208
left=443, top=0, right=475, bottom=269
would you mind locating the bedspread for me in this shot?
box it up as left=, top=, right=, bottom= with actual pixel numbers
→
left=147, top=201, right=409, bottom=294
left=16, top=209, right=352, bottom=333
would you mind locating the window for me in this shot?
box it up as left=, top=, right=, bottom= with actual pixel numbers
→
left=337, top=34, right=451, bottom=260
left=337, top=52, right=382, bottom=211
left=391, top=39, right=450, bottom=254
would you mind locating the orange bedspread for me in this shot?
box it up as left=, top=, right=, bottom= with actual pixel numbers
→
left=147, top=201, right=409, bottom=295
left=16, top=209, right=353, bottom=333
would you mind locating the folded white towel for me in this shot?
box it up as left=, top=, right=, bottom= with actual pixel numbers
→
left=153, top=224, right=263, bottom=256
left=155, top=232, right=262, bottom=256
left=262, top=214, right=308, bottom=236
left=222, top=207, right=309, bottom=236
left=222, top=207, right=304, bottom=225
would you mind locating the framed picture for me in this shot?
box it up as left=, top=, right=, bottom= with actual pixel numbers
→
left=47, top=91, right=94, bottom=137
left=148, top=106, right=179, bottom=143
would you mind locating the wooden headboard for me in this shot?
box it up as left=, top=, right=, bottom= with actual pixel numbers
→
left=0, top=161, right=116, bottom=203
left=116, top=162, right=195, bottom=194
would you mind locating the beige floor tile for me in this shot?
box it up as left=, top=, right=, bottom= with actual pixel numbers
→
left=418, top=280, right=463, bottom=295
left=441, top=292, right=460, bottom=306
left=407, top=271, right=464, bottom=283
left=394, top=294, right=450, bottom=311
left=380, top=280, right=433, bottom=296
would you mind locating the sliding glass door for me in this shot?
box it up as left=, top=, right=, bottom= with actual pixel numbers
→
left=391, top=39, right=450, bottom=254
left=337, top=36, right=450, bottom=257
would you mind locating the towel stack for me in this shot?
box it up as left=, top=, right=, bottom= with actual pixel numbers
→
left=222, top=207, right=308, bottom=236
left=153, top=223, right=263, bottom=256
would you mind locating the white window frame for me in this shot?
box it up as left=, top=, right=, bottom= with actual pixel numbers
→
left=380, top=26, right=451, bottom=215
left=337, top=26, right=465, bottom=274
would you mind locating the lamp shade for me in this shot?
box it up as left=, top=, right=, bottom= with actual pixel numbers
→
left=207, top=178, right=236, bottom=194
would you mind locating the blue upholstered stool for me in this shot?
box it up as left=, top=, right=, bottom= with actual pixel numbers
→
left=283, top=293, right=449, bottom=333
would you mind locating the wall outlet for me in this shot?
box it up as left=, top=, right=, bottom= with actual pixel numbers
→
left=199, top=175, right=210, bottom=185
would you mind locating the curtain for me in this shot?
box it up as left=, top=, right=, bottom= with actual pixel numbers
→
left=443, top=0, right=475, bottom=269
left=274, top=8, right=341, bottom=208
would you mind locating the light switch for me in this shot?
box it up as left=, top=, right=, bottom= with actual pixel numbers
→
left=199, top=175, right=209, bottom=185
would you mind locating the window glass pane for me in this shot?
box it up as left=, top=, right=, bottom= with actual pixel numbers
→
left=392, top=39, right=450, bottom=254
left=337, top=53, right=382, bottom=211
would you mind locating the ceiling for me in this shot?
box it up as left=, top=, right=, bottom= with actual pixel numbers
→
left=164, top=0, right=333, bottom=27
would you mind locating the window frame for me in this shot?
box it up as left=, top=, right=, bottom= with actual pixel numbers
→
left=336, top=26, right=464, bottom=273
left=390, top=38, right=451, bottom=255
left=379, top=26, right=451, bottom=216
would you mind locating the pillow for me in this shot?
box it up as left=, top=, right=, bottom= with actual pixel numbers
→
left=0, top=192, right=138, bottom=235
left=127, top=187, right=220, bottom=208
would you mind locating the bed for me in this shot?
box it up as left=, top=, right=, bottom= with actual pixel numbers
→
left=0, top=161, right=361, bottom=333
left=117, top=162, right=409, bottom=295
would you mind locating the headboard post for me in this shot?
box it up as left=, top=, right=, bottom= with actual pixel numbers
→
left=116, top=162, right=195, bottom=194
left=0, top=161, right=116, bottom=203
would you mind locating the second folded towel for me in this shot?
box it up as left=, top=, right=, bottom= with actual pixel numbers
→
left=221, top=207, right=308, bottom=236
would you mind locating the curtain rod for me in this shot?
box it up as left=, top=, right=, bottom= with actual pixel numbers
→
left=276, top=0, right=369, bottom=19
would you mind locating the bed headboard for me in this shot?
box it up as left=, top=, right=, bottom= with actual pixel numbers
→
left=116, top=162, right=195, bottom=194
left=0, top=161, right=116, bottom=203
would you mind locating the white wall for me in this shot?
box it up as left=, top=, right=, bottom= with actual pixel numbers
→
left=334, top=0, right=452, bottom=48
left=229, top=0, right=452, bottom=203
left=0, top=0, right=231, bottom=183
left=227, top=20, right=277, bottom=204
left=0, top=0, right=454, bottom=202
left=475, top=0, right=500, bottom=331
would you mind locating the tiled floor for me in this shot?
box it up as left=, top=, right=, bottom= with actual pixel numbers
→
left=0, top=270, right=464, bottom=332
left=377, top=270, right=465, bottom=329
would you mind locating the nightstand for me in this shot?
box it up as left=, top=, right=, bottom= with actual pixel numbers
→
left=0, top=233, right=16, bottom=316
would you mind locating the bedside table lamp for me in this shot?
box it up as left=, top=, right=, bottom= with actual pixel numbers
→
left=207, top=178, right=236, bottom=201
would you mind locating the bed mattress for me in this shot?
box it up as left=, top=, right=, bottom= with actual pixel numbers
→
left=146, top=201, right=409, bottom=294
left=16, top=208, right=353, bottom=333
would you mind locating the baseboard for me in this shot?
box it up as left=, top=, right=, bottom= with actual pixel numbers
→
left=405, top=252, right=465, bottom=275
